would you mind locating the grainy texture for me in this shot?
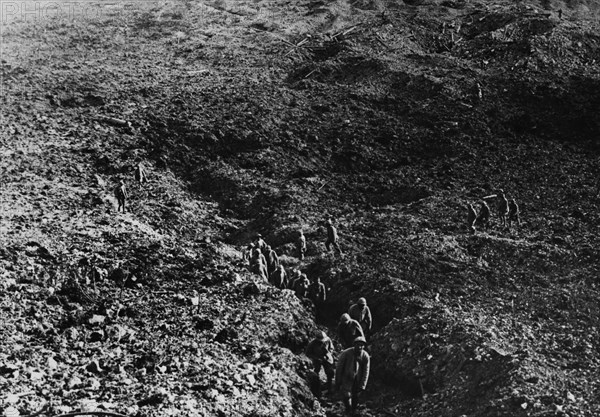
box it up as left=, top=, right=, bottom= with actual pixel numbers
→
left=1, top=0, right=599, bottom=416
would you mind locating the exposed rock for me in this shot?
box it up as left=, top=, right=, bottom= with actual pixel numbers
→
left=89, top=330, right=105, bottom=342
left=85, top=360, right=103, bottom=374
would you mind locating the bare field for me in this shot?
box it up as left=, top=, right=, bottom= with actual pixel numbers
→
left=1, top=0, right=600, bottom=416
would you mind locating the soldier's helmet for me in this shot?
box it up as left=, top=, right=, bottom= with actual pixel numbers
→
left=353, top=336, right=367, bottom=346
left=340, top=313, right=351, bottom=323
left=315, top=331, right=327, bottom=340
left=358, top=297, right=367, bottom=306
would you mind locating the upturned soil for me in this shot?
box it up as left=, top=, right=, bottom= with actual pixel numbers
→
left=1, top=0, right=600, bottom=416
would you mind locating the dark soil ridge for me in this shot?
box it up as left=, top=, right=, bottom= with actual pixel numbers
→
left=1, top=0, right=600, bottom=416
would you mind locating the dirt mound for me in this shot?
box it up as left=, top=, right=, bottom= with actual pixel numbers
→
left=2, top=0, right=600, bottom=416
left=372, top=310, right=580, bottom=417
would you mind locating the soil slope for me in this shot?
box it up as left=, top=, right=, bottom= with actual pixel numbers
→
left=1, top=0, right=599, bottom=416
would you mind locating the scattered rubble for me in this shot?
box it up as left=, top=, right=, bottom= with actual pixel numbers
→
left=1, top=0, right=599, bottom=416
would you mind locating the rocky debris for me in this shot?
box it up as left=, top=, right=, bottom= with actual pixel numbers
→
left=242, top=282, right=261, bottom=297
left=85, top=360, right=103, bottom=374
left=89, top=330, right=105, bottom=343
left=1, top=0, right=599, bottom=416
left=194, top=317, right=215, bottom=331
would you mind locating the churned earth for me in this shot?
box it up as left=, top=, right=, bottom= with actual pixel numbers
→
left=1, top=0, right=599, bottom=416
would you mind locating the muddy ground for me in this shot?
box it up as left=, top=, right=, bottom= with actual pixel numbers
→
left=1, top=0, right=600, bottom=416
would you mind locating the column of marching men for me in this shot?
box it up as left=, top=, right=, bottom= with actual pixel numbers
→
left=109, top=166, right=368, bottom=414
left=244, top=222, right=371, bottom=416
left=114, top=164, right=524, bottom=415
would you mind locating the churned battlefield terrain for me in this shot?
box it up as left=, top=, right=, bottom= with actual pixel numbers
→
left=1, top=0, right=600, bottom=416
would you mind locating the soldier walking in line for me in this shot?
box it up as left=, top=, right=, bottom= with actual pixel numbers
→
left=265, top=245, right=280, bottom=275
left=508, top=198, right=521, bottom=228
left=348, top=298, right=372, bottom=341
left=305, top=331, right=335, bottom=396
left=308, top=276, right=327, bottom=305
left=269, top=265, right=288, bottom=289
left=134, top=162, right=148, bottom=184
left=475, top=200, right=490, bottom=229
left=297, top=230, right=307, bottom=260
left=293, top=273, right=310, bottom=298
left=251, top=247, right=267, bottom=269
left=250, top=248, right=268, bottom=281
left=337, top=313, right=364, bottom=349
left=243, top=242, right=255, bottom=263
left=253, top=256, right=268, bottom=282
left=325, top=219, right=343, bottom=257
left=114, top=180, right=128, bottom=213
left=288, top=269, right=302, bottom=290
left=335, top=336, right=370, bottom=415
left=254, top=234, right=267, bottom=253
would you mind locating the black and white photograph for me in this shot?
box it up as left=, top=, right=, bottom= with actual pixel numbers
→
left=1, top=0, right=599, bottom=416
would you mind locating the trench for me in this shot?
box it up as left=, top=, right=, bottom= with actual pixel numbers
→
left=149, top=143, right=432, bottom=413
left=239, top=245, right=425, bottom=416
left=137, top=109, right=437, bottom=415
left=125, top=52, right=600, bottom=416
left=306, top=264, right=426, bottom=407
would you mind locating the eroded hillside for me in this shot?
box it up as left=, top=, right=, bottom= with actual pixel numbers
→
left=1, top=0, right=599, bottom=416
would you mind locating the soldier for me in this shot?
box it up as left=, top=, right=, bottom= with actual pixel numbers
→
left=308, top=276, right=327, bottom=305
left=305, top=331, right=335, bottom=395
left=496, top=190, right=509, bottom=228
left=251, top=247, right=267, bottom=268
left=114, top=180, right=128, bottom=213
left=475, top=200, right=490, bottom=229
left=335, top=336, right=370, bottom=415
left=296, top=230, right=307, bottom=260
left=252, top=256, right=268, bottom=282
left=467, top=203, right=477, bottom=233
left=134, top=162, right=148, bottom=184
left=337, top=313, right=364, bottom=349
left=293, top=273, right=310, bottom=298
left=269, top=265, right=288, bottom=289
left=265, top=245, right=279, bottom=275
left=288, top=269, right=302, bottom=290
left=508, top=198, right=521, bottom=228
left=254, top=234, right=267, bottom=253
left=250, top=248, right=268, bottom=281
left=244, top=242, right=255, bottom=264
left=348, top=298, right=372, bottom=340
left=325, top=219, right=343, bottom=257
